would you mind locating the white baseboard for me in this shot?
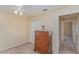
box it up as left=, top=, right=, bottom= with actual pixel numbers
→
left=0, top=41, right=27, bottom=52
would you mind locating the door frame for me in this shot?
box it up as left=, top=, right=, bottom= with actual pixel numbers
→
left=61, top=19, right=73, bottom=42
left=60, top=18, right=76, bottom=49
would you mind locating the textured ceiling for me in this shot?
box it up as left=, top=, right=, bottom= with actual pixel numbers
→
left=0, top=5, right=65, bottom=18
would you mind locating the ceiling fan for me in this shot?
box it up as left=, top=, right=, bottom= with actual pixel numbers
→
left=14, top=5, right=24, bottom=15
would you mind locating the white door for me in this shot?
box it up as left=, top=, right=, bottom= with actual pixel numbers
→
left=29, top=20, right=41, bottom=44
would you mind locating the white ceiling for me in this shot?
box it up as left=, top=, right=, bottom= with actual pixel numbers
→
left=0, top=5, right=65, bottom=18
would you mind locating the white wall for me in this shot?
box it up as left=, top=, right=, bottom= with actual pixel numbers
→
left=0, top=12, right=29, bottom=51
left=29, top=6, right=79, bottom=53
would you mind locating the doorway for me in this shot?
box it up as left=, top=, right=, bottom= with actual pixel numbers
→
left=59, top=14, right=77, bottom=53
left=61, top=20, right=74, bottom=48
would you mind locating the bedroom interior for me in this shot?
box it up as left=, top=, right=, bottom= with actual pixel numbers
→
left=0, top=5, right=79, bottom=54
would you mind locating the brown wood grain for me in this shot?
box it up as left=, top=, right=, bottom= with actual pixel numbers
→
left=35, top=31, right=50, bottom=54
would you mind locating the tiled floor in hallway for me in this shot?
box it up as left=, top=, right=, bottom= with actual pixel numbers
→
left=0, top=42, right=38, bottom=54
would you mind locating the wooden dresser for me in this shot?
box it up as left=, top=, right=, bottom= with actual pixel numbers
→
left=34, top=31, right=51, bottom=54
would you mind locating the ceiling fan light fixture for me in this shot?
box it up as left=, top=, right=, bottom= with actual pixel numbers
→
left=14, top=5, right=24, bottom=16
left=14, top=10, right=18, bottom=15
left=19, top=11, right=23, bottom=15
left=42, top=8, right=48, bottom=12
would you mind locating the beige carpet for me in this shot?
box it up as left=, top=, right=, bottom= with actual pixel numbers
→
left=0, top=42, right=77, bottom=54
left=59, top=42, right=77, bottom=54
left=0, top=42, right=38, bottom=54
